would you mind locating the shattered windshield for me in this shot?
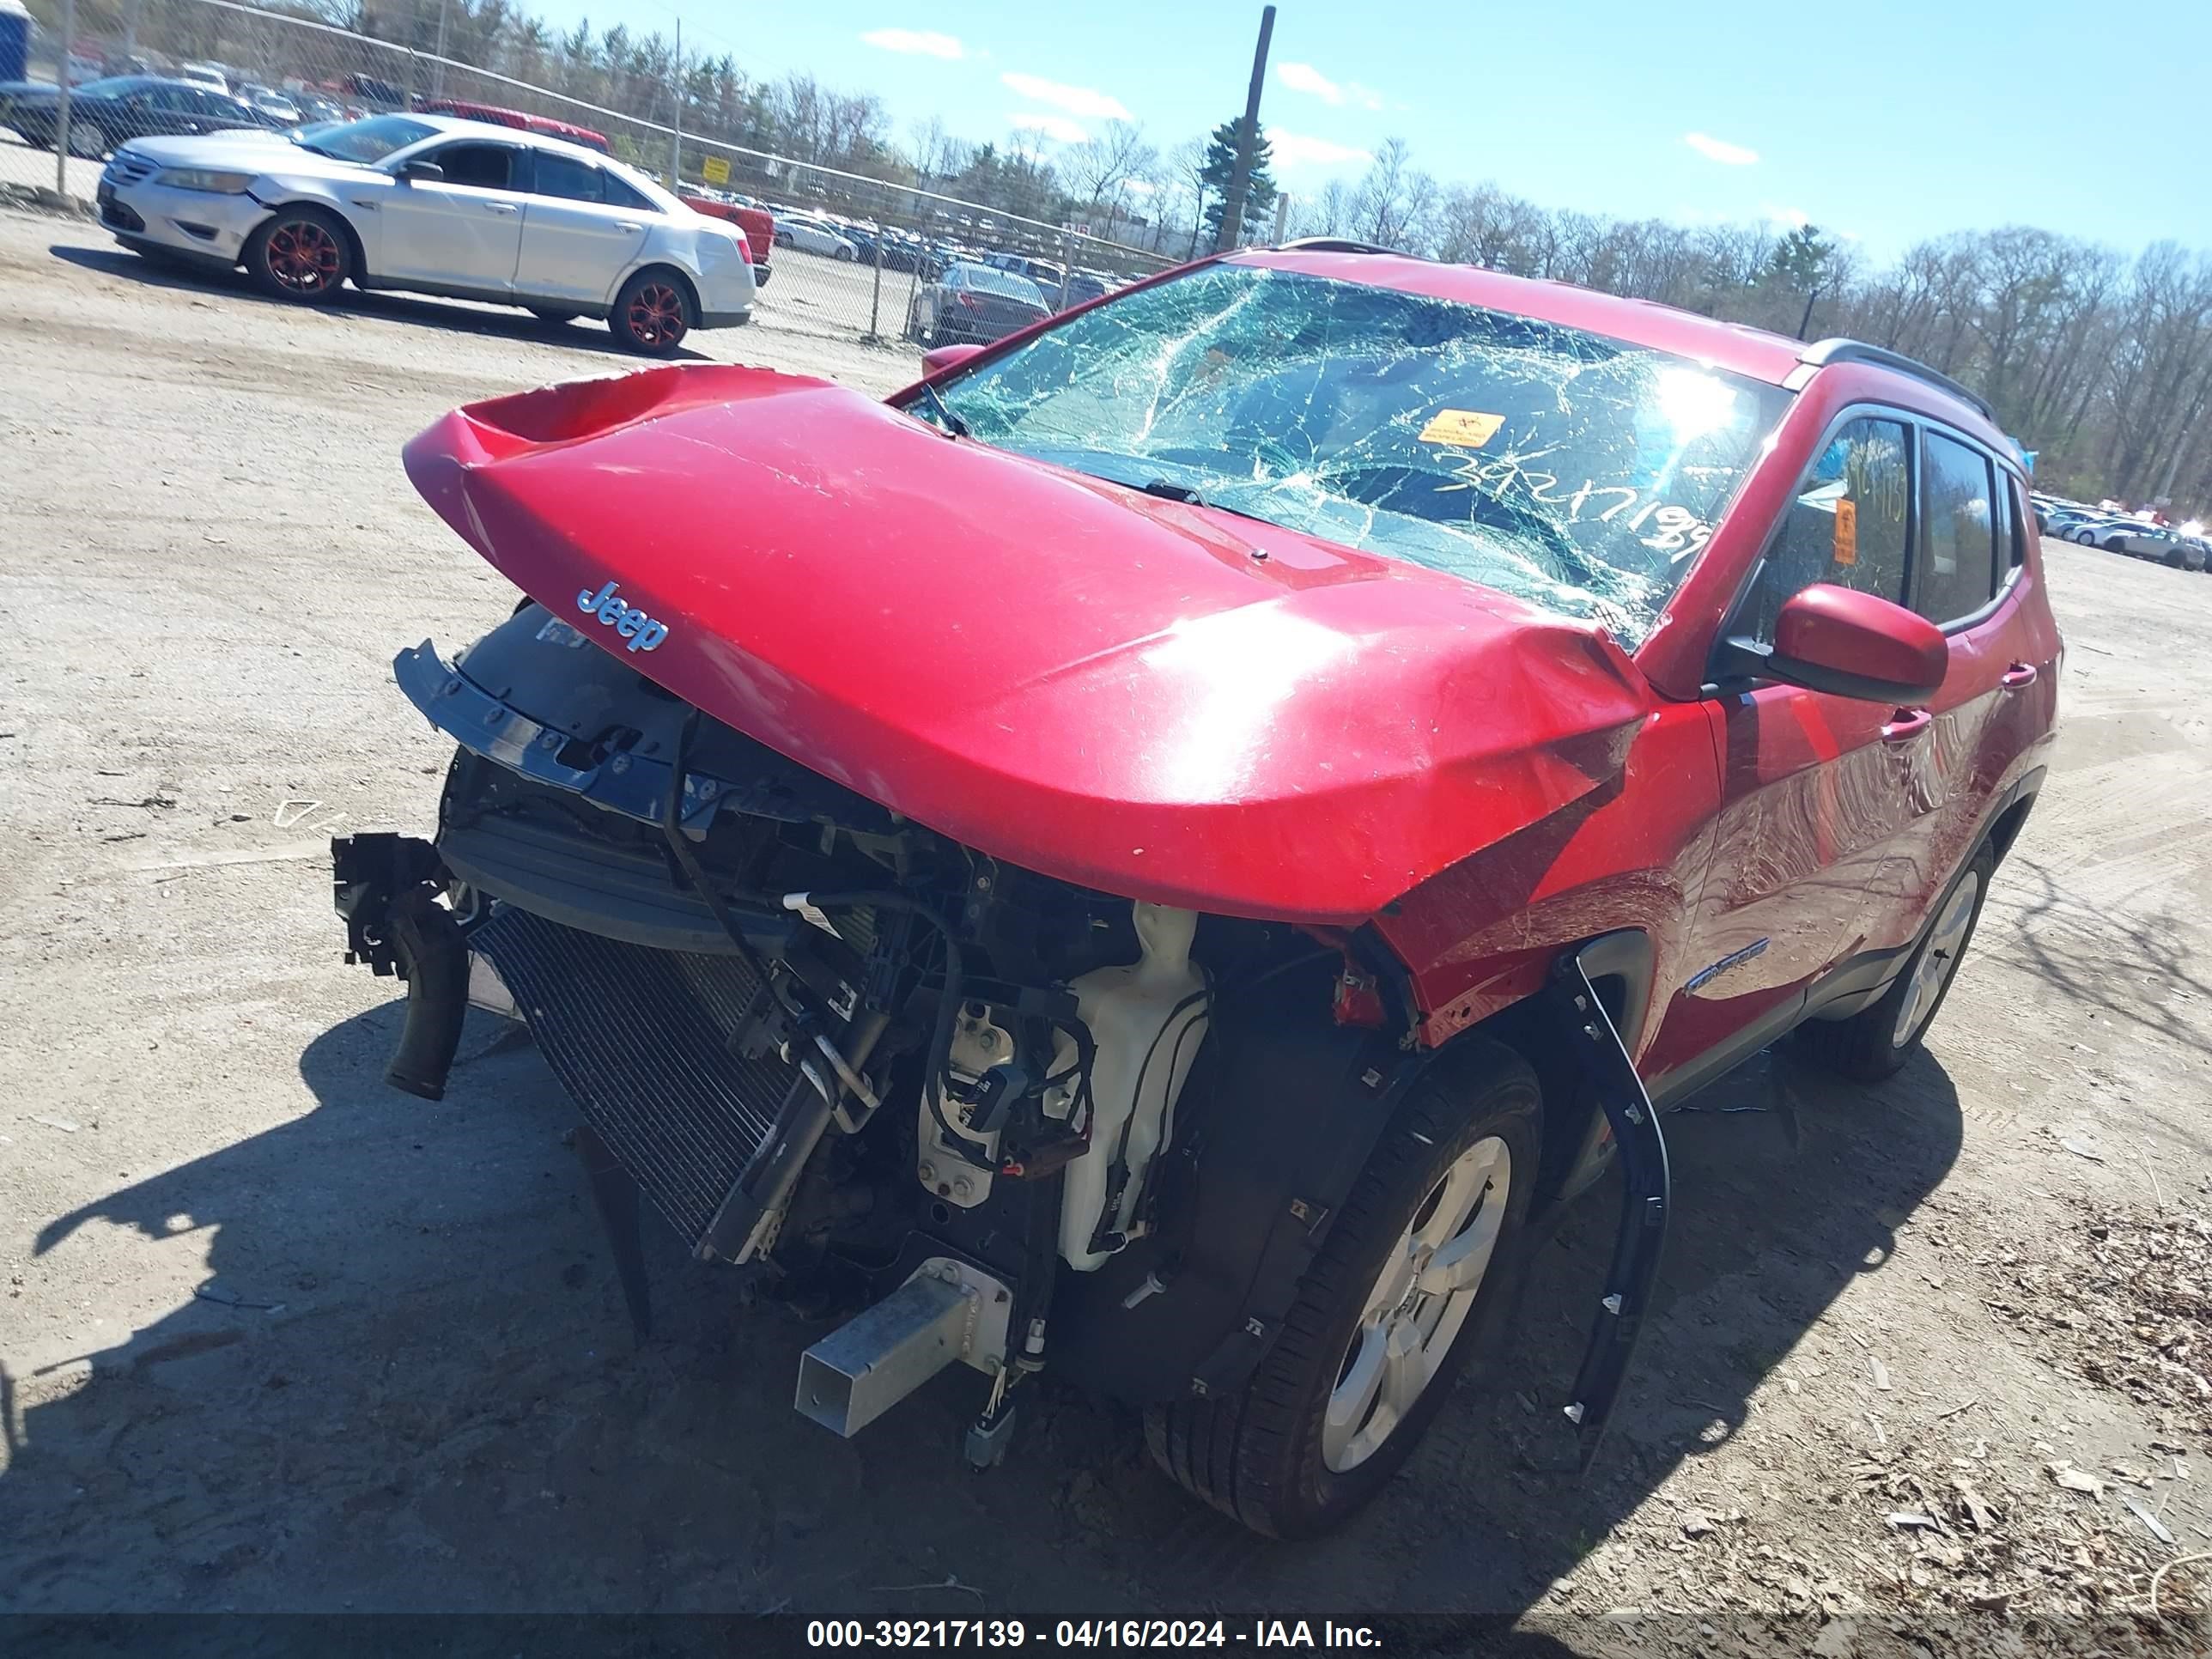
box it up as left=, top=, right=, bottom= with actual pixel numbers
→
left=926, top=262, right=1792, bottom=644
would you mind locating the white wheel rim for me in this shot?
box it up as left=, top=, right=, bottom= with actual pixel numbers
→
left=1893, top=872, right=1979, bottom=1048
left=1322, top=1135, right=1510, bottom=1474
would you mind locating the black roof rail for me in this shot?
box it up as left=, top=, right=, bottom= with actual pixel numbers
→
left=1274, top=236, right=1408, bottom=257
left=1796, top=337, right=1996, bottom=423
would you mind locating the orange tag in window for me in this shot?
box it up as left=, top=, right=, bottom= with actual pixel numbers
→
left=1418, top=409, right=1505, bottom=448
left=1832, top=497, right=1859, bottom=566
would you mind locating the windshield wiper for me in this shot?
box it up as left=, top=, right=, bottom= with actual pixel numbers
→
left=908, top=380, right=969, bottom=440
left=1138, top=478, right=1208, bottom=506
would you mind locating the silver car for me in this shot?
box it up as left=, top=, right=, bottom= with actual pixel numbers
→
left=95, top=113, right=756, bottom=354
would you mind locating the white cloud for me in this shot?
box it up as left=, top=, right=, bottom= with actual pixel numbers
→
left=860, top=28, right=964, bottom=60
left=1267, top=127, right=1373, bottom=171
left=1277, top=64, right=1386, bottom=112
left=1277, top=61, right=1343, bottom=104
left=1763, top=203, right=1811, bottom=230
left=1683, top=131, right=1759, bottom=166
left=999, top=72, right=1130, bottom=120
left=1012, top=111, right=1090, bottom=145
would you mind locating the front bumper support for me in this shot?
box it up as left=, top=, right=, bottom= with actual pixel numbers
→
left=1548, top=951, right=1671, bottom=1469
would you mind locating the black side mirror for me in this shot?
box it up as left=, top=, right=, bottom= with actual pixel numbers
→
left=400, top=160, right=444, bottom=184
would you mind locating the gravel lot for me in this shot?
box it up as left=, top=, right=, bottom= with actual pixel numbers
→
left=3, top=204, right=2211, bottom=1653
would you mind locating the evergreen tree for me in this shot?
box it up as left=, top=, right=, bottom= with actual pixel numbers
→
left=1198, top=116, right=1277, bottom=245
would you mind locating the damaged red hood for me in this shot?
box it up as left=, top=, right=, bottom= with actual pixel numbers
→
left=404, top=364, right=1652, bottom=925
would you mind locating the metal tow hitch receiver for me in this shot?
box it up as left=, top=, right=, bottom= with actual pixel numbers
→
left=794, top=1257, right=1013, bottom=1439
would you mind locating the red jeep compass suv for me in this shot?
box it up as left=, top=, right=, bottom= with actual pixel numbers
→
left=337, top=242, right=2060, bottom=1535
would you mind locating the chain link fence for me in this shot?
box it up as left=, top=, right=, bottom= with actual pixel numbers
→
left=0, top=0, right=1176, bottom=345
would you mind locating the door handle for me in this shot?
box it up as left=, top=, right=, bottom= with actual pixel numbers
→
left=2001, top=661, right=2039, bottom=689
left=1881, top=708, right=1932, bottom=743
left=485, top=201, right=520, bottom=214
left=614, top=221, right=642, bottom=232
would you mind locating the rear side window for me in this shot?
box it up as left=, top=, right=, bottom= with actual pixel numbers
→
left=532, top=152, right=603, bottom=203
left=601, top=171, right=653, bottom=212
left=430, top=143, right=514, bottom=191
left=1737, top=416, right=1912, bottom=643
left=1915, top=431, right=1997, bottom=623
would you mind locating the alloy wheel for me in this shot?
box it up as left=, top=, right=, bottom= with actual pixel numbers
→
left=265, top=219, right=341, bottom=295
left=1323, top=1135, right=1510, bottom=1473
left=625, top=282, right=687, bottom=349
left=1893, top=872, right=1980, bottom=1048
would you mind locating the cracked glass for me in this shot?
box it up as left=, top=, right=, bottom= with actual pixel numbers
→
left=924, top=263, right=1792, bottom=646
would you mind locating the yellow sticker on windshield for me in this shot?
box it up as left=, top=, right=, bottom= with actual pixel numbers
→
left=1833, top=496, right=1859, bottom=566
left=1418, top=409, right=1505, bottom=448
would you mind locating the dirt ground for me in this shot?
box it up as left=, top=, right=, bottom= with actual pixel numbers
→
left=3, top=205, right=2211, bottom=1655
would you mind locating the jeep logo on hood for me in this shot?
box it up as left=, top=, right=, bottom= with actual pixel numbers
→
left=576, top=580, right=668, bottom=653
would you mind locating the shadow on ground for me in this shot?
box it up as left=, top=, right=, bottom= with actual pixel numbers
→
left=48, top=242, right=707, bottom=361
left=3, top=991, right=1960, bottom=1621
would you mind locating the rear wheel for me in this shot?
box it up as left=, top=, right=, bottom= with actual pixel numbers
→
left=1145, top=1041, right=1540, bottom=1537
left=611, top=270, right=692, bottom=356
left=244, top=207, right=349, bottom=302
left=1796, top=845, right=1995, bottom=1083
left=528, top=306, right=581, bottom=326
left=64, top=119, right=108, bottom=160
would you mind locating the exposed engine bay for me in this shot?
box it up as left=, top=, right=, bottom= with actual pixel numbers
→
left=336, top=598, right=1342, bottom=1456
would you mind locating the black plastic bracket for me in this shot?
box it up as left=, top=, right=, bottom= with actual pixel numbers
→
left=1547, top=949, right=1671, bottom=1470
left=331, top=832, right=446, bottom=976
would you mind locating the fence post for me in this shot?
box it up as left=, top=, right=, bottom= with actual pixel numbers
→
left=54, top=0, right=74, bottom=197
left=866, top=229, right=884, bottom=343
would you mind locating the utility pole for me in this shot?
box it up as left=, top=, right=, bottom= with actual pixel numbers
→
left=1214, top=4, right=1274, bottom=252
left=429, top=0, right=450, bottom=99
left=1271, top=191, right=1289, bottom=244
left=670, top=17, right=684, bottom=189
left=54, top=0, right=72, bottom=195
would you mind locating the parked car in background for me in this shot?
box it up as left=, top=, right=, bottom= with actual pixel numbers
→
left=339, top=257, right=2057, bottom=1540
left=1052, top=270, right=1112, bottom=310
left=94, top=113, right=755, bottom=353
left=8, top=76, right=276, bottom=159
left=775, top=213, right=857, bottom=259
left=904, top=259, right=1049, bottom=344
left=982, top=249, right=1065, bottom=288
left=2068, top=517, right=2169, bottom=555
left=678, top=189, right=775, bottom=287
left=414, top=99, right=610, bottom=155
left=177, top=62, right=229, bottom=94
left=240, top=83, right=301, bottom=125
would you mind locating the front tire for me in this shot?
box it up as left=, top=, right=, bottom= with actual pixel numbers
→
left=611, top=270, right=692, bottom=356
left=1146, top=1041, right=1540, bottom=1537
left=244, top=207, right=349, bottom=302
left=1796, top=845, right=1995, bottom=1083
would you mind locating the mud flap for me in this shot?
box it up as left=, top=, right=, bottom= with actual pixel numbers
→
left=1548, top=951, right=1670, bottom=1470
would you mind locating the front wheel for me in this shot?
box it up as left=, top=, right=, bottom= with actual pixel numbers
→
left=1146, top=1041, right=1540, bottom=1537
left=64, top=119, right=108, bottom=160
left=611, top=270, right=692, bottom=356
left=244, top=207, right=350, bottom=302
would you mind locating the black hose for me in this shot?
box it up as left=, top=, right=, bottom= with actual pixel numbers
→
left=797, top=886, right=992, bottom=1170
left=658, top=708, right=773, bottom=985
left=383, top=886, right=469, bottom=1101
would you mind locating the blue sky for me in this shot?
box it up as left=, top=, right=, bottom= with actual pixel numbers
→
left=556, top=0, right=2208, bottom=262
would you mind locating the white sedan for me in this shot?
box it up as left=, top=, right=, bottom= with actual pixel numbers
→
left=94, top=113, right=756, bottom=353
left=772, top=214, right=857, bottom=260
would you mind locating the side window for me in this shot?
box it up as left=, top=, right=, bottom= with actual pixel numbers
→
left=1737, top=416, right=1912, bottom=643
left=601, top=171, right=653, bottom=212
left=428, top=143, right=515, bottom=191
left=2004, top=476, right=2032, bottom=569
left=1915, top=431, right=1997, bottom=623
left=151, top=85, right=194, bottom=111
left=532, top=153, right=604, bottom=204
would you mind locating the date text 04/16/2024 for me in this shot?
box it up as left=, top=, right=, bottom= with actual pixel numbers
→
left=804, top=1620, right=1384, bottom=1649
